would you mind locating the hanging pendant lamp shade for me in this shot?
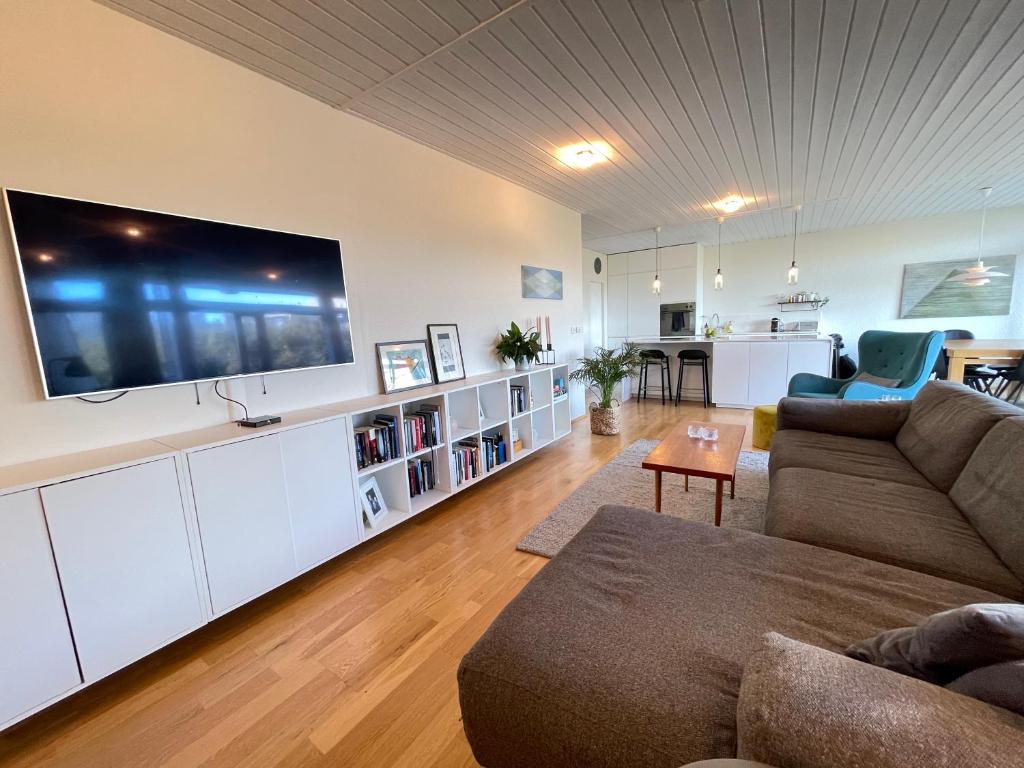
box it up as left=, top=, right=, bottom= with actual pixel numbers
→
left=947, top=187, right=1008, bottom=287
left=714, top=216, right=724, bottom=290
left=652, top=226, right=662, bottom=295
left=787, top=205, right=800, bottom=285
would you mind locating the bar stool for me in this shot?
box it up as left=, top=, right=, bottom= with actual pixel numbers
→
left=638, top=349, right=672, bottom=404
left=675, top=349, right=710, bottom=407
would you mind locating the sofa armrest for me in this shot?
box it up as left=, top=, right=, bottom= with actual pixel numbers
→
left=776, top=396, right=911, bottom=440
left=787, top=372, right=844, bottom=396
left=736, top=633, right=1024, bottom=768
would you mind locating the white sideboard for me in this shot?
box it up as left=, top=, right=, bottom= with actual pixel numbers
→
left=0, top=364, right=572, bottom=730
left=712, top=339, right=832, bottom=407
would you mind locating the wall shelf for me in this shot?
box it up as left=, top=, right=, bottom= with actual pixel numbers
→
left=777, top=300, right=827, bottom=311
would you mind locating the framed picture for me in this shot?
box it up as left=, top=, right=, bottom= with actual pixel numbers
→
left=521, top=265, right=564, bottom=300
left=376, top=339, right=434, bottom=394
left=899, top=255, right=1016, bottom=319
left=359, top=477, right=389, bottom=528
left=427, top=323, right=466, bottom=384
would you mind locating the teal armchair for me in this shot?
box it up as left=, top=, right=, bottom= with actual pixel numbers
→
left=788, top=330, right=944, bottom=401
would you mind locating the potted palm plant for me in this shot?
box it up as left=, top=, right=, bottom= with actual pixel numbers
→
left=496, top=321, right=543, bottom=371
left=569, top=343, right=644, bottom=435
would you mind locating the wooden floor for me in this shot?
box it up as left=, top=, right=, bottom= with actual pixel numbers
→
left=0, top=399, right=753, bottom=768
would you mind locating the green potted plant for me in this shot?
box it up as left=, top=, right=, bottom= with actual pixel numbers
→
left=495, top=321, right=542, bottom=371
left=568, top=343, right=644, bottom=435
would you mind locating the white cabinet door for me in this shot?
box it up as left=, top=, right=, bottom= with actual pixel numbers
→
left=42, top=459, right=203, bottom=682
left=0, top=490, right=81, bottom=725
left=748, top=342, right=790, bottom=405
left=711, top=342, right=751, bottom=406
left=188, top=436, right=296, bottom=616
left=787, top=340, right=832, bottom=381
left=280, top=420, right=360, bottom=572
left=607, top=252, right=628, bottom=276
left=607, top=275, right=628, bottom=338
left=659, top=267, right=697, bottom=303
left=627, top=272, right=660, bottom=337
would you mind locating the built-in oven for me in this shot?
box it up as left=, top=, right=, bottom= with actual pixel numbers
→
left=659, top=302, right=696, bottom=337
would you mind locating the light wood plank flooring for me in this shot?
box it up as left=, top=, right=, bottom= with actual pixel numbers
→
left=0, top=399, right=754, bottom=768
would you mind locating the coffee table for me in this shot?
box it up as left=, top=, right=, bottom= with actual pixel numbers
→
left=641, top=421, right=747, bottom=526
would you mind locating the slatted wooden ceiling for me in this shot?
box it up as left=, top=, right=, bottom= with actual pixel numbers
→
left=99, top=0, right=1024, bottom=252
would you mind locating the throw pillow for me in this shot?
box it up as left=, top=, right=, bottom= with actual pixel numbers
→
left=947, top=660, right=1024, bottom=716
left=854, top=371, right=901, bottom=388
left=845, top=603, right=1024, bottom=684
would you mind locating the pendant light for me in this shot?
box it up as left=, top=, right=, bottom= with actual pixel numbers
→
left=714, top=216, right=725, bottom=290
left=652, top=226, right=662, bottom=295
left=787, top=205, right=801, bottom=285
left=946, top=187, right=1008, bottom=287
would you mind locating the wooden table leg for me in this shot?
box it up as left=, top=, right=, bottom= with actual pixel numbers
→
left=730, top=476, right=735, bottom=499
left=684, top=474, right=689, bottom=492
left=714, top=479, right=723, bottom=527
left=654, top=470, right=662, bottom=513
left=948, top=355, right=966, bottom=384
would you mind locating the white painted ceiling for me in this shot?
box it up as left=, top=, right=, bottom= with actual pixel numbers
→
left=99, top=0, right=1024, bottom=253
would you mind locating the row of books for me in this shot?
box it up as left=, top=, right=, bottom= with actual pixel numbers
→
left=353, top=414, right=399, bottom=469
left=481, top=433, right=507, bottom=471
left=453, top=439, right=482, bottom=486
left=510, top=384, right=528, bottom=415
left=407, top=457, right=436, bottom=497
left=404, top=405, right=441, bottom=453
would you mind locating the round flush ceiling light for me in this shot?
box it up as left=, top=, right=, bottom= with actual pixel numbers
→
left=557, top=142, right=612, bottom=170
left=714, top=196, right=746, bottom=214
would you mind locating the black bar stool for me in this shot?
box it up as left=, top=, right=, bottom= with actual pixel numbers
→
left=675, top=349, right=710, bottom=407
left=638, top=349, right=672, bottom=404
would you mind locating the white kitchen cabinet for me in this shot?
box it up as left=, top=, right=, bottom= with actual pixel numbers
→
left=0, top=490, right=81, bottom=725
left=628, top=250, right=657, bottom=273
left=659, top=267, right=698, bottom=303
left=42, top=459, right=203, bottom=682
left=188, top=435, right=296, bottom=616
left=608, top=252, right=628, bottom=275
left=788, top=340, right=832, bottom=381
left=711, top=342, right=751, bottom=406
left=748, top=342, right=791, bottom=404
left=607, top=275, right=628, bottom=338
left=280, top=419, right=360, bottom=572
left=627, top=272, right=661, bottom=337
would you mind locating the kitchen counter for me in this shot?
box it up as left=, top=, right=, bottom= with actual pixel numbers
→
left=627, top=333, right=830, bottom=343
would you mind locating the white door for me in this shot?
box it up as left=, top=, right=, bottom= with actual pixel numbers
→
left=0, top=490, right=81, bottom=725
left=588, top=281, right=604, bottom=353
left=711, top=342, right=751, bottom=406
left=42, top=459, right=204, bottom=682
left=280, top=420, right=360, bottom=572
left=188, top=436, right=296, bottom=616
left=748, top=342, right=790, bottom=405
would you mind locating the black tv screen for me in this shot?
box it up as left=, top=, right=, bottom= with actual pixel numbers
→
left=4, top=189, right=354, bottom=398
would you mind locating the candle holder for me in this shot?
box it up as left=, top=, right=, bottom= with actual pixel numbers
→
left=539, top=344, right=556, bottom=365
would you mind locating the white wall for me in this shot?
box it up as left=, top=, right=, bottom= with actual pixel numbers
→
left=0, top=0, right=584, bottom=465
left=701, top=208, right=1024, bottom=357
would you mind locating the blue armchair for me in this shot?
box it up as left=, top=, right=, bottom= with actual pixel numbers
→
left=788, top=330, right=944, bottom=401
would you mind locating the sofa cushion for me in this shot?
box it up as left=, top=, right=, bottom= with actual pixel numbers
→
left=769, top=429, right=934, bottom=489
left=896, top=381, right=1020, bottom=492
left=948, top=661, right=1024, bottom=716
left=765, top=467, right=1023, bottom=598
left=457, top=506, right=1011, bottom=768
left=950, top=417, right=1024, bottom=582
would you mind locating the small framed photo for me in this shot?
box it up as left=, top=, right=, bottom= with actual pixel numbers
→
left=377, top=339, right=434, bottom=394
left=427, top=324, right=466, bottom=384
left=359, top=477, right=389, bottom=528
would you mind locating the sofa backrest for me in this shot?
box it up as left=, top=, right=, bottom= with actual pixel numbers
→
left=950, top=417, right=1024, bottom=582
left=896, top=381, right=1021, bottom=492
left=857, top=330, right=943, bottom=387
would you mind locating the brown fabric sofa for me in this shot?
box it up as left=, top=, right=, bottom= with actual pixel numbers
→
left=767, top=381, right=1024, bottom=598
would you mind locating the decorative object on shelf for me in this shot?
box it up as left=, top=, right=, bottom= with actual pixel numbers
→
left=426, top=323, right=465, bottom=384
left=945, top=187, right=1011, bottom=288
left=359, top=476, right=389, bottom=528
left=652, top=225, right=662, bottom=295
left=496, top=321, right=542, bottom=371
left=787, top=204, right=801, bottom=285
left=553, top=375, right=568, bottom=400
left=714, top=216, right=725, bottom=290
left=376, top=340, right=434, bottom=394
left=777, top=293, right=829, bottom=311
left=569, top=342, right=644, bottom=436
left=511, top=425, right=524, bottom=453
left=521, top=265, right=563, bottom=300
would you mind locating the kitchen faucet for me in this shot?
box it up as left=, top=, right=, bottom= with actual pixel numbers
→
left=710, top=313, right=720, bottom=330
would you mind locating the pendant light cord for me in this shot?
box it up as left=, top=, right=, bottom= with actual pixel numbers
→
left=977, top=187, right=992, bottom=265
left=792, top=207, right=799, bottom=265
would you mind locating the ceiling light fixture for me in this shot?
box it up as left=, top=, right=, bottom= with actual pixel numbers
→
left=267, top=272, right=279, bottom=280
left=788, top=205, right=801, bottom=285
left=714, top=217, right=724, bottom=291
left=125, top=226, right=141, bottom=238
left=38, top=252, right=54, bottom=263
left=947, top=187, right=1008, bottom=288
left=556, top=142, right=611, bottom=170
left=652, top=226, right=662, bottom=295
left=714, top=195, right=745, bottom=214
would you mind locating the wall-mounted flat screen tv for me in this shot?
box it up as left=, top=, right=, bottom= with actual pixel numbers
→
left=4, top=189, right=354, bottom=399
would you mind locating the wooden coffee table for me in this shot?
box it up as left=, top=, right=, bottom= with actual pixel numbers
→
left=641, top=421, right=747, bottom=526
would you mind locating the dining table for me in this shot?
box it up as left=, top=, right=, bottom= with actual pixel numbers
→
left=944, top=338, right=1024, bottom=383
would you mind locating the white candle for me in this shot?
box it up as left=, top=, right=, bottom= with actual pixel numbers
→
left=536, top=315, right=543, bottom=345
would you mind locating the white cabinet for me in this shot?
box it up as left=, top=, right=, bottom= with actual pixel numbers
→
left=188, top=435, right=296, bottom=616
left=627, top=272, right=660, bottom=337
left=711, top=342, right=751, bottom=406
left=607, top=275, right=628, bottom=338
left=748, top=342, right=790, bottom=404
left=280, top=419, right=360, bottom=572
left=0, top=490, right=81, bottom=725
left=42, top=459, right=203, bottom=682
left=788, top=340, right=832, bottom=381
left=608, top=253, right=628, bottom=276
left=659, top=267, right=697, bottom=303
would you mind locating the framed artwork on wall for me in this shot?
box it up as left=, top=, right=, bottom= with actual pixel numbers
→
left=899, top=255, right=1016, bottom=319
left=427, top=324, right=465, bottom=383
left=359, top=477, right=389, bottom=528
left=376, top=339, right=434, bottom=394
left=521, top=265, right=564, bottom=299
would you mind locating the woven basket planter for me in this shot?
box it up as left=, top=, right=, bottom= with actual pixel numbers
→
left=589, top=402, right=621, bottom=435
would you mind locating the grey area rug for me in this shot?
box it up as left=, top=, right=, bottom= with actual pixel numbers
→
left=518, top=439, right=769, bottom=558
